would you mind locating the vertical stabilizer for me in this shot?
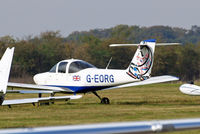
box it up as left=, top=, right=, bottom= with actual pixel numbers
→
left=127, top=39, right=155, bottom=80
left=0, top=47, right=14, bottom=104
left=110, top=39, right=180, bottom=81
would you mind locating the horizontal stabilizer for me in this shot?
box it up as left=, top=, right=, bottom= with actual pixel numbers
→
left=110, top=43, right=181, bottom=47
left=2, top=95, right=82, bottom=105
left=105, top=75, right=179, bottom=90
left=179, top=84, right=200, bottom=95
left=156, top=43, right=181, bottom=46
left=110, top=44, right=139, bottom=47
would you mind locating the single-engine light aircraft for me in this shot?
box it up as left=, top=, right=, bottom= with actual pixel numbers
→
left=0, top=39, right=180, bottom=106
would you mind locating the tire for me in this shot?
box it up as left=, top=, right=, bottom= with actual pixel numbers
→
left=101, top=97, right=110, bottom=104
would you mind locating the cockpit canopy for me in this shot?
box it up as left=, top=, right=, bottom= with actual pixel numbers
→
left=49, top=60, right=96, bottom=73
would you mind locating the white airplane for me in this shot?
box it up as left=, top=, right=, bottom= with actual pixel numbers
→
left=0, top=39, right=180, bottom=106
left=179, top=82, right=200, bottom=95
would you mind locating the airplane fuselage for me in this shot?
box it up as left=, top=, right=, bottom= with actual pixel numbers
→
left=34, top=68, right=139, bottom=93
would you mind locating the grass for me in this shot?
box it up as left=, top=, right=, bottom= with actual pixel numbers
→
left=1, top=82, right=200, bottom=133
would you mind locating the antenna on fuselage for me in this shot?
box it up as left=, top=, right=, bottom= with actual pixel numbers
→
left=106, top=57, right=112, bottom=69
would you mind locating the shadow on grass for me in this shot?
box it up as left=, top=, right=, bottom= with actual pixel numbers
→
left=2, top=100, right=200, bottom=108
left=64, top=97, right=200, bottom=106
left=65, top=102, right=103, bottom=106
left=116, top=101, right=149, bottom=105
left=115, top=100, right=200, bottom=106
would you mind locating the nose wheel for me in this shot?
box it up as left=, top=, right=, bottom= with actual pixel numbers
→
left=92, top=91, right=110, bottom=104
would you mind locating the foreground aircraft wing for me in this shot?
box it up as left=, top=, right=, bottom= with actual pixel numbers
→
left=7, top=82, right=74, bottom=93
left=2, top=95, right=82, bottom=106
left=106, top=75, right=179, bottom=90
left=1, top=118, right=200, bottom=134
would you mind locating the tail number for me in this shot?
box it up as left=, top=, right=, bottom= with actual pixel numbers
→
left=86, top=74, right=114, bottom=83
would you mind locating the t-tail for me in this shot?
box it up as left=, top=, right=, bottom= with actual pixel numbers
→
left=0, top=47, right=15, bottom=105
left=127, top=39, right=155, bottom=80
left=110, top=39, right=180, bottom=81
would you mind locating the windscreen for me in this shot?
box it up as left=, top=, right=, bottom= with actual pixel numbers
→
left=49, top=64, right=57, bottom=73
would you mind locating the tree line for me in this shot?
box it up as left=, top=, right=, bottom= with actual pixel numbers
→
left=1, top=25, right=200, bottom=82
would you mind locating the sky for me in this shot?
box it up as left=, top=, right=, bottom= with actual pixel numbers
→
left=0, top=0, right=199, bottom=38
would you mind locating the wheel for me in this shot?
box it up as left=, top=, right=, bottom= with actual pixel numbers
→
left=101, top=97, right=110, bottom=104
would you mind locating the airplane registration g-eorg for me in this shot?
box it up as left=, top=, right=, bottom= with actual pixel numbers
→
left=0, top=39, right=180, bottom=106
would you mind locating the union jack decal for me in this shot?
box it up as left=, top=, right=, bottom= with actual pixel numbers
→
left=73, top=75, right=81, bottom=81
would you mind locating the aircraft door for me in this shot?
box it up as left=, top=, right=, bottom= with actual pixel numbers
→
left=58, top=62, right=68, bottom=73
left=56, top=62, right=69, bottom=83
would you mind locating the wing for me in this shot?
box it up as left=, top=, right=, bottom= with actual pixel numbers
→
left=105, top=75, right=179, bottom=90
left=7, top=90, right=54, bottom=94
left=5, top=83, right=80, bottom=106
left=7, top=82, right=74, bottom=93
left=2, top=95, right=82, bottom=106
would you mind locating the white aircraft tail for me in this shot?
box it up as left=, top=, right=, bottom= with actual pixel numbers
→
left=0, top=47, right=15, bottom=105
left=127, top=39, right=155, bottom=80
left=110, top=39, right=180, bottom=80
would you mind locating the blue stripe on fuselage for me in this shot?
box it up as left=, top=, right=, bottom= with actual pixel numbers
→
left=45, top=85, right=113, bottom=93
left=143, top=39, right=156, bottom=42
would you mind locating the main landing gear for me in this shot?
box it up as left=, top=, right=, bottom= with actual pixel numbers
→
left=92, top=91, right=110, bottom=104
